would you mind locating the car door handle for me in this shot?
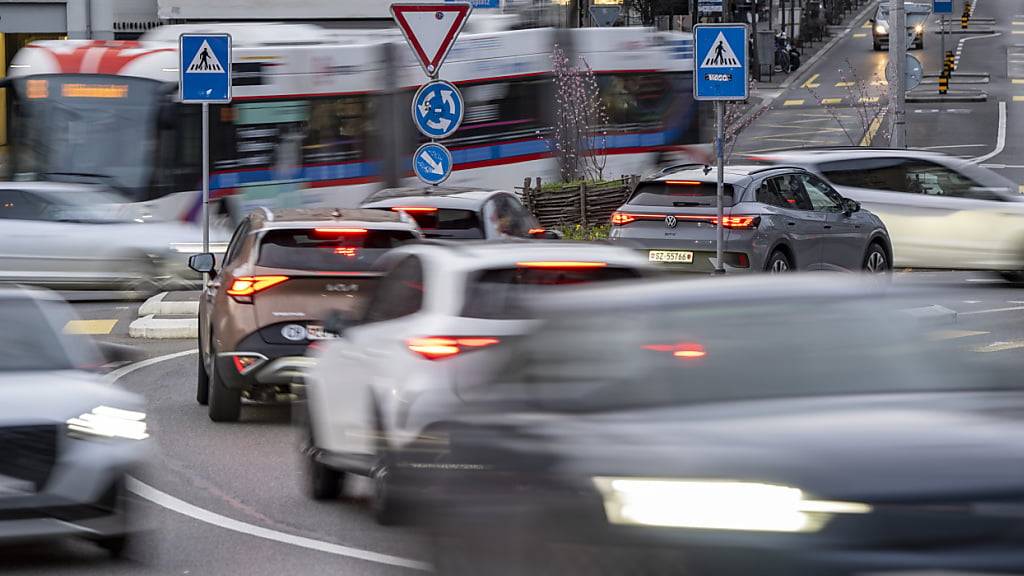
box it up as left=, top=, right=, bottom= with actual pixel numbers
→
left=824, top=225, right=832, bottom=229
left=787, top=221, right=796, bottom=226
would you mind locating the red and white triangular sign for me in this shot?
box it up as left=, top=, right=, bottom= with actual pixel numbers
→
left=391, top=2, right=473, bottom=77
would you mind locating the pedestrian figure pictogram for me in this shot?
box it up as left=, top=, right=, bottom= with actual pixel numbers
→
left=186, top=40, right=225, bottom=73
left=700, top=32, right=741, bottom=68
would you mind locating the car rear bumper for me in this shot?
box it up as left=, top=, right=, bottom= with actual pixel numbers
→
left=216, top=332, right=312, bottom=390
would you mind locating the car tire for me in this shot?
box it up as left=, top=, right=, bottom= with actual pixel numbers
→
left=766, top=249, right=793, bottom=273
left=873, top=41, right=882, bottom=51
left=863, top=243, right=890, bottom=274
left=303, top=421, right=343, bottom=500
left=196, top=346, right=210, bottom=406
left=371, top=402, right=402, bottom=526
left=208, top=349, right=241, bottom=422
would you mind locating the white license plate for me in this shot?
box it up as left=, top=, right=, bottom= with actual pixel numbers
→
left=648, top=250, right=694, bottom=263
left=306, top=325, right=340, bottom=340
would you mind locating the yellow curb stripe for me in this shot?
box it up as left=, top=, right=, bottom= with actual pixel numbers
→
left=64, top=319, right=118, bottom=335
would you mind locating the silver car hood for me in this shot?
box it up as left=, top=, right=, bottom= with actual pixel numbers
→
left=0, top=370, right=144, bottom=425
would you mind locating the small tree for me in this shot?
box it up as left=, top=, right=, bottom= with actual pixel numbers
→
left=551, top=44, right=611, bottom=182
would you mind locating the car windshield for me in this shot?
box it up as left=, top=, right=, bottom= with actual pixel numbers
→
left=488, top=296, right=1014, bottom=412
left=386, top=208, right=484, bottom=239
left=629, top=181, right=736, bottom=207
left=462, top=267, right=644, bottom=319
left=0, top=297, right=96, bottom=371
left=258, top=228, right=417, bottom=272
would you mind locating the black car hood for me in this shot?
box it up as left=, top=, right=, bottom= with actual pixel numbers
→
left=474, top=391, right=1024, bottom=503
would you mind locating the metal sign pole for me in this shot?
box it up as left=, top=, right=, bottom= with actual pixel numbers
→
left=715, top=100, right=725, bottom=275
left=940, top=14, right=945, bottom=66
left=202, top=102, right=210, bottom=256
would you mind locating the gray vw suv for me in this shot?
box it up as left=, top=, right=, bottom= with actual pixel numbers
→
left=609, top=165, right=892, bottom=274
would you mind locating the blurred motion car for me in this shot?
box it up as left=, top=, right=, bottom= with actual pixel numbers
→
left=871, top=2, right=929, bottom=50
left=188, top=208, right=422, bottom=423
left=609, top=165, right=891, bottom=274
left=746, top=148, right=1024, bottom=277
left=360, top=186, right=558, bottom=240
left=0, top=181, right=229, bottom=292
left=412, top=275, right=1024, bottom=576
left=0, top=286, right=148, bottom=557
left=301, top=241, right=656, bottom=523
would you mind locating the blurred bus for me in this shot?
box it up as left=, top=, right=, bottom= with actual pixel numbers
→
left=5, top=22, right=698, bottom=222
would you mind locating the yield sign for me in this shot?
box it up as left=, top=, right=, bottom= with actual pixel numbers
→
left=391, top=2, right=473, bottom=77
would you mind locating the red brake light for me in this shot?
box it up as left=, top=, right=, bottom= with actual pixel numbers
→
left=407, top=337, right=501, bottom=360
left=528, top=228, right=546, bottom=235
left=515, top=261, right=608, bottom=269
left=666, top=180, right=702, bottom=185
left=611, top=211, right=635, bottom=226
left=333, top=246, right=359, bottom=258
left=718, top=216, right=760, bottom=229
left=226, top=275, right=289, bottom=303
left=390, top=206, right=438, bottom=213
left=313, top=227, right=367, bottom=235
left=643, top=342, right=707, bottom=360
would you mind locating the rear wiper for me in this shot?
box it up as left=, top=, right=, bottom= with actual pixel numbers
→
left=672, top=201, right=703, bottom=207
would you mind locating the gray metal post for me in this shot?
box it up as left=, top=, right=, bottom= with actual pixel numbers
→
left=888, top=0, right=906, bottom=147
left=714, top=100, right=725, bottom=275
left=202, top=102, right=210, bottom=256
left=940, top=14, right=945, bottom=67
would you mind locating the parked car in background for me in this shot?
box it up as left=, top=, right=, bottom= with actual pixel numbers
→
left=301, top=240, right=656, bottom=523
left=746, top=148, right=1024, bottom=277
left=188, top=207, right=422, bottom=422
left=609, top=165, right=891, bottom=274
left=416, top=275, right=1024, bottom=576
left=0, top=181, right=229, bottom=292
left=360, top=186, right=558, bottom=240
left=0, top=286, right=148, bottom=557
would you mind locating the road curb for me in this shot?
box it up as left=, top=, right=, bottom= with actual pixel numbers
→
left=778, top=0, right=880, bottom=92
left=906, top=90, right=987, bottom=102
left=129, top=315, right=198, bottom=339
left=138, top=291, right=200, bottom=317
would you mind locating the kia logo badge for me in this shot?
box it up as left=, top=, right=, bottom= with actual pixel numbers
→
left=665, top=215, right=678, bottom=228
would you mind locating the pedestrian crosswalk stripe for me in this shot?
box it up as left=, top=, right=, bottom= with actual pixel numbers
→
left=700, top=31, right=742, bottom=68
left=186, top=40, right=226, bottom=74
left=64, top=319, right=118, bottom=335
left=783, top=99, right=805, bottom=106
left=821, top=98, right=843, bottom=105
left=835, top=81, right=854, bottom=87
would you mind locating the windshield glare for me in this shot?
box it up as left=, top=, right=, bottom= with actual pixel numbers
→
left=10, top=75, right=162, bottom=195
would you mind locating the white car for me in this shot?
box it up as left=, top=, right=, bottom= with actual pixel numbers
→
left=0, top=181, right=229, bottom=291
left=301, top=241, right=656, bottom=523
left=746, top=148, right=1024, bottom=277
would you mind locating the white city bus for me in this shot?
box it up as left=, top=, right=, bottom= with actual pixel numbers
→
left=6, top=21, right=697, bottom=222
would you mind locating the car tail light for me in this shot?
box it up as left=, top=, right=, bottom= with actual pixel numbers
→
left=516, top=261, right=608, bottom=269
left=313, top=227, right=367, bottom=236
left=332, top=246, right=359, bottom=258
left=643, top=342, right=707, bottom=360
left=390, top=206, right=438, bottom=213
left=611, top=212, right=667, bottom=226
left=718, top=216, right=760, bottom=229
left=226, top=275, right=289, bottom=303
left=665, top=180, right=702, bottom=185
left=407, top=337, right=501, bottom=361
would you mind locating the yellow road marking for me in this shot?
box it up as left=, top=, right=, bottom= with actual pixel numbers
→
left=1019, top=184, right=1024, bottom=194
left=835, top=81, right=854, bottom=88
left=821, top=97, right=843, bottom=105
left=783, top=99, right=805, bottom=106
left=862, top=21, right=872, bottom=28
left=801, top=73, right=821, bottom=89
left=973, top=340, right=1024, bottom=353
left=1014, top=96, right=1024, bottom=102
left=853, top=32, right=867, bottom=38
left=63, top=319, right=118, bottom=335
left=1013, top=79, right=1024, bottom=84
left=871, top=80, right=889, bottom=86
left=928, top=329, right=989, bottom=341
left=860, top=114, right=883, bottom=146
left=858, top=96, right=880, bottom=103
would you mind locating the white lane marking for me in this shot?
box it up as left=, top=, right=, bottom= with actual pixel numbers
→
left=965, top=278, right=1004, bottom=283
left=110, top=350, right=431, bottom=572
left=126, top=478, right=431, bottom=571
left=972, top=101, right=1006, bottom=164
left=958, top=305, right=1024, bottom=316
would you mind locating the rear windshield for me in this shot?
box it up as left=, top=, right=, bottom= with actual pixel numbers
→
left=258, top=229, right=416, bottom=272
left=462, top=267, right=643, bottom=319
left=629, top=182, right=736, bottom=208
left=395, top=209, right=483, bottom=239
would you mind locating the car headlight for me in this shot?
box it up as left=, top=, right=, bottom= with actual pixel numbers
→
left=592, top=478, right=871, bottom=533
left=875, top=24, right=887, bottom=34
left=914, top=24, right=923, bottom=33
left=67, top=406, right=149, bottom=440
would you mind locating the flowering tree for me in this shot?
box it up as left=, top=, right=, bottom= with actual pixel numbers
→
left=551, top=44, right=611, bottom=182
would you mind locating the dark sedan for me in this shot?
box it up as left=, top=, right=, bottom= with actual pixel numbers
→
left=403, top=276, right=1024, bottom=576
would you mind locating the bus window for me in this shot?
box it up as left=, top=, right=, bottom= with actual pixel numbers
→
left=428, top=78, right=549, bottom=147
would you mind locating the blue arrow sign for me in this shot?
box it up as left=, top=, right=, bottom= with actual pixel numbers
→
left=179, top=34, right=232, bottom=103
left=414, top=143, right=453, bottom=185
left=694, top=24, right=748, bottom=101
left=412, top=80, right=464, bottom=140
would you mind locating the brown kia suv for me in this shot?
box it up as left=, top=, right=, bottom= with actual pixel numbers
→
left=187, top=208, right=422, bottom=422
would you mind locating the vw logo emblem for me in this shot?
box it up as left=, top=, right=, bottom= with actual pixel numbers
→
left=664, top=215, right=678, bottom=228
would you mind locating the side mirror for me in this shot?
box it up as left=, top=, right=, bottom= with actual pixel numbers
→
left=842, top=198, right=861, bottom=214
left=324, top=309, right=361, bottom=336
left=529, top=228, right=563, bottom=240
left=188, top=252, right=216, bottom=274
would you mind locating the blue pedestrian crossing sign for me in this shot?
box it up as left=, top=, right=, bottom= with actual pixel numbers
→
left=694, top=24, right=748, bottom=101
left=179, top=34, right=232, bottom=103
left=412, top=80, right=464, bottom=140
left=933, top=0, right=952, bottom=13
left=414, top=143, right=453, bottom=185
